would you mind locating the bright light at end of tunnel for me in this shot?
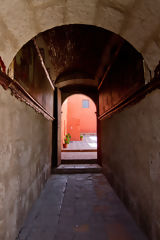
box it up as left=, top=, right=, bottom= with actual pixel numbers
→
left=88, top=143, right=97, bottom=148
left=89, top=136, right=97, bottom=142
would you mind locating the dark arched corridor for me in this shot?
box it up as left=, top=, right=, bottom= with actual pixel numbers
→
left=0, top=4, right=160, bottom=240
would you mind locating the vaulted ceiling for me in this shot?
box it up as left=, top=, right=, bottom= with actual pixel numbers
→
left=37, top=24, right=142, bottom=87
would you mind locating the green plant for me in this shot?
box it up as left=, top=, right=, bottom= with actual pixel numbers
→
left=80, top=135, right=83, bottom=139
left=65, top=133, right=71, bottom=144
left=66, top=133, right=71, bottom=139
left=64, top=137, right=70, bottom=144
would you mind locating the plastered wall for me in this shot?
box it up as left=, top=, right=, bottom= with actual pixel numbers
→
left=61, top=98, right=68, bottom=145
left=0, top=86, right=52, bottom=240
left=100, top=89, right=160, bottom=240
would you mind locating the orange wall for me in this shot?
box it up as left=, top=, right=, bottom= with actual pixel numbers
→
left=61, top=94, right=96, bottom=142
left=61, top=99, right=68, bottom=145
left=67, top=95, right=81, bottom=141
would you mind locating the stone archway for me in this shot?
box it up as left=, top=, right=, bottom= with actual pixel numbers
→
left=0, top=0, right=160, bottom=72
left=61, top=93, right=97, bottom=145
left=55, top=86, right=99, bottom=167
left=0, top=6, right=160, bottom=239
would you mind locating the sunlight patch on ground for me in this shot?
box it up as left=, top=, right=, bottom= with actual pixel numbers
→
left=88, top=143, right=97, bottom=148
left=88, top=136, right=97, bottom=142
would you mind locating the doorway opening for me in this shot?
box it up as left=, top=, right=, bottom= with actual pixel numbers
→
left=61, top=94, right=97, bottom=162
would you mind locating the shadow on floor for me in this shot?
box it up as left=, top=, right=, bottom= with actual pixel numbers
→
left=16, top=174, right=148, bottom=240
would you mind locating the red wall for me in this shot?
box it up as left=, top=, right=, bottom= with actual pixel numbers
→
left=61, top=94, right=96, bottom=142
left=61, top=99, right=68, bottom=145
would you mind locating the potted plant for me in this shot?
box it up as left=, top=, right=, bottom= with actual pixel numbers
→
left=80, top=135, right=83, bottom=141
left=63, top=137, right=70, bottom=148
left=66, top=133, right=71, bottom=141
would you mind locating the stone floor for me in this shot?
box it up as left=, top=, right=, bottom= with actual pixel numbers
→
left=62, top=135, right=97, bottom=160
left=16, top=174, right=148, bottom=240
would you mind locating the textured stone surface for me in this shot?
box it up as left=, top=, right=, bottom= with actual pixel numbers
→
left=42, top=24, right=116, bottom=83
left=16, top=174, right=148, bottom=240
left=0, top=0, right=159, bottom=70
left=96, top=5, right=125, bottom=33
left=100, top=88, right=160, bottom=240
left=0, top=86, right=52, bottom=240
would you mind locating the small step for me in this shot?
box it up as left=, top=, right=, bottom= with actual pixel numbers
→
left=52, top=164, right=102, bottom=174
left=62, top=149, right=97, bottom=152
left=61, top=159, right=97, bottom=164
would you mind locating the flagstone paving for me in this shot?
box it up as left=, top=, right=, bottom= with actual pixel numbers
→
left=16, top=174, right=148, bottom=240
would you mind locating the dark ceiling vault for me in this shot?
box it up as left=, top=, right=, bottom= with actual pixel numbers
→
left=39, top=24, right=143, bottom=86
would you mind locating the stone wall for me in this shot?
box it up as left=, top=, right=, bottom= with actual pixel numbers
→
left=0, top=86, right=52, bottom=240
left=100, top=89, right=160, bottom=240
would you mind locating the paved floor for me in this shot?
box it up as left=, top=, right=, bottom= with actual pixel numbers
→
left=62, top=135, right=97, bottom=150
left=62, top=135, right=97, bottom=160
left=16, top=174, right=148, bottom=240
